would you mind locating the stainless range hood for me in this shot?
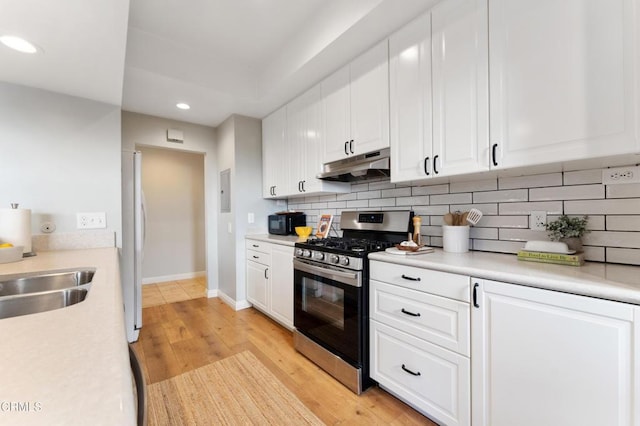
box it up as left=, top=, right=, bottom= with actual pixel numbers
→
left=317, top=148, right=390, bottom=182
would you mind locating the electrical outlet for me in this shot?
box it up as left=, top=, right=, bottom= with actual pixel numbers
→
left=530, top=211, right=547, bottom=231
left=602, top=166, right=640, bottom=184
left=77, top=212, right=106, bottom=229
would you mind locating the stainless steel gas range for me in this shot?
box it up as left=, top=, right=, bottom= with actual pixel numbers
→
left=293, top=210, right=414, bottom=394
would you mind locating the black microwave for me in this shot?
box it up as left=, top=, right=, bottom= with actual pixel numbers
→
left=269, top=213, right=306, bottom=235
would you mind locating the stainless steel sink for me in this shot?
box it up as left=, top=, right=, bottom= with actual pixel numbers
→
left=0, top=287, right=89, bottom=319
left=0, top=268, right=95, bottom=297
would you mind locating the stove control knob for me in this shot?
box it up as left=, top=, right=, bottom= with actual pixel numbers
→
left=313, top=252, right=324, bottom=261
left=295, top=248, right=304, bottom=257
left=302, top=249, right=311, bottom=258
left=339, top=256, right=350, bottom=266
left=329, top=254, right=340, bottom=264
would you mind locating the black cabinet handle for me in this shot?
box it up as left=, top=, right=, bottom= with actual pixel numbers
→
left=401, top=364, right=421, bottom=376
left=265, top=268, right=269, bottom=279
left=401, top=308, right=421, bottom=317
left=401, top=274, right=421, bottom=282
left=349, top=139, right=354, bottom=154
left=302, top=180, right=306, bottom=192
left=252, top=244, right=259, bottom=248
left=433, top=155, right=439, bottom=174
left=423, top=157, right=430, bottom=176
left=253, top=255, right=259, bottom=259
left=473, top=283, right=480, bottom=308
left=492, top=143, right=498, bottom=167
left=344, top=141, right=349, bottom=155
left=298, top=181, right=302, bottom=192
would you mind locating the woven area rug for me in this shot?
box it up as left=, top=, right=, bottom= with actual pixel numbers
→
left=148, top=351, right=324, bottom=425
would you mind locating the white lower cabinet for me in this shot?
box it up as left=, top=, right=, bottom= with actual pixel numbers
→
left=370, top=260, right=471, bottom=426
left=245, top=239, right=294, bottom=329
left=472, top=279, right=640, bottom=426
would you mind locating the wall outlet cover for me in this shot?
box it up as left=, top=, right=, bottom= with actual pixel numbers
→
left=77, top=212, right=106, bottom=229
left=602, top=166, right=640, bottom=184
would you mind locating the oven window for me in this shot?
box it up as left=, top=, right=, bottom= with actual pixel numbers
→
left=301, top=277, right=345, bottom=330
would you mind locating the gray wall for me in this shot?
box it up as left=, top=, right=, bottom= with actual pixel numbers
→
left=0, top=82, right=121, bottom=244
left=121, top=111, right=218, bottom=291
left=138, top=146, right=205, bottom=281
left=216, top=115, right=276, bottom=305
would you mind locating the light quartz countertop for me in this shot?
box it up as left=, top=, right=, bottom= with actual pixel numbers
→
left=0, top=248, right=134, bottom=426
left=245, top=234, right=304, bottom=247
left=369, top=249, right=640, bottom=305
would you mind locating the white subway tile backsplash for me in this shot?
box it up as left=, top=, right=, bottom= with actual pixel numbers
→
left=412, top=184, right=449, bottom=195
left=476, top=215, right=529, bottom=228
left=449, top=179, right=497, bottom=193
left=381, top=187, right=411, bottom=198
left=499, top=228, right=548, bottom=242
left=606, top=216, right=640, bottom=231
left=430, top=193, right=472, bottom=205
left=564, top=169, right=603, bottom=185
left=606, top=248, right=640, bottom=265
left=451, top=203, right=498, bottom=215
left=565, top=199, right=640, bottom=215
left=499, top=173, right=562, bottom=189
left=473, top=239, right=524, bottom=254
left=529, top=185, right=604, bottom=201
left=582, top=231, right=640, bottom=249
left=499, top=201, right=563, bottom=215
left=473, top=189, right=528, bottom=203
left=369, top=198, right=396, bottom=207
left=288, top=167, right=640, bottom=266
left=470, top=227, right=498, bottom=240
left=606, top=184, right=640, bottom=199
left=396, top=196, right=430, bottom=207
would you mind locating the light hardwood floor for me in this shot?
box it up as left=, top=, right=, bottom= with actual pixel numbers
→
left=142, top=277, right=207, bottom=307
left=131, top=295, right=436, bottom=425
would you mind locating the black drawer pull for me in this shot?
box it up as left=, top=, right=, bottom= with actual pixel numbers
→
left=401, top=308, right=421, bottom=317
left=252, top=244, right=259, bottom=248
left=401, top=364, right=421, bottom=376
left=473, top=283, right=480, bottom=308
left=401, top=274, right=421, bottom=282
left=253, top=255, right=259, bottom=259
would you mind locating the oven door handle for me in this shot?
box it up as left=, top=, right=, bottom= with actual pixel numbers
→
left=294, top=259, right=361, bottom=288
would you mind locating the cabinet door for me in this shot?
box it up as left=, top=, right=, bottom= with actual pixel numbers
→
left=389, top=12, right=433, bottom=183
left=292, top=84, right=324, bottom=195
left=269, top=244, right=294, bottom=329
left=489, top=0, right=639, bottom=169
left=246, top=260, right=269, bottom=312
left=262, top=106, right=287, bottom=198
left=371, top=320, right=470, bottom=426
left=350, top=40, right=390, bottom=156
left=322, top=65, right=351, bottom=163
left=432, top=0, right=489, bottom=176
left=472, top=279, right=640, bottom=426
left=287, top=90, right=308, bottom=195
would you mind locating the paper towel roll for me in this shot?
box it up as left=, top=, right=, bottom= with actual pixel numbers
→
left=0, top=208, right=32, bottom=254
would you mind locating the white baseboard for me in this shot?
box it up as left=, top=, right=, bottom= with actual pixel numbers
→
left=217, top=290, right=252, bottom=311
left=207, top=288, right=218, bottom=298
left=142, top=270, right=206, bottom=285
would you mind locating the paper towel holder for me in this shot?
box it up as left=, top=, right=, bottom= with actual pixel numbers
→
left=10, top=203, right=18, bottom=209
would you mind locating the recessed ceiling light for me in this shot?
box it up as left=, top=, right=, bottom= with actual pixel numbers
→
left=0, top=35, right=39, bottom=54
left=176, top=103, right=190, bottom=110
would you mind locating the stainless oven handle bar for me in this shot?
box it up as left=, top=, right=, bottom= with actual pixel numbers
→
left=294, top=258, right=361, bottom=288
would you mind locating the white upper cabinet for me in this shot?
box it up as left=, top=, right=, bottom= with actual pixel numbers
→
left=286, top=85, right=350, bottom=197
left=432, top=0, right=489, bottom=176
left=490, top=0, right=640, bottom=169
left=389, top=12, right=433, bottom=182
left=262, top=106, right=288, bottom=198
left=390, top=0, right=489, bottom=183
left=322, top=40, right=390, bottom=163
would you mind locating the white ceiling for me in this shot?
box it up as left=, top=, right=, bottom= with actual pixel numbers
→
left=0, top=0, right=440, bottom=127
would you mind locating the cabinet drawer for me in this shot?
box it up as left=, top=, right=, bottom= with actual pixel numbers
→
left=246, top=240, right=271, bottom=254
left=370, top=320, right=470, bottom=426
left=370, top=260, right=470, bottom=302
left=371, top=280, right=469, bottom=356
left=246, top=249, right=270, bottom=266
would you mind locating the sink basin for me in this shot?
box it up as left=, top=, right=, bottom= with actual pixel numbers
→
left=0, top=268, right=95, bottom=297
left=0, top=287, right=89, bottom=319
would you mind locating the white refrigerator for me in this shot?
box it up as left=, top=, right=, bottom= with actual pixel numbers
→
left=121, top=150, right=144, bottom=342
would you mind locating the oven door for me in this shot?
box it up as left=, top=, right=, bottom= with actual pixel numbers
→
left=293, top=258, right=362, bottom=366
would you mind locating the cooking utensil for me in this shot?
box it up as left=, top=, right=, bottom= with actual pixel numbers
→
left=443, top=213, right=454, bottom=226
left=466, top=208, right=483, bottom=226
left=461, top=211, right=469, bottom=225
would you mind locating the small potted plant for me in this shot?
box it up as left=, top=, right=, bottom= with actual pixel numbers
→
left=545, top=215, right=589, bottom=252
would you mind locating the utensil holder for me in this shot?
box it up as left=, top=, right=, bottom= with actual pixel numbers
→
left=442, top=225, right=470, bottom=253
